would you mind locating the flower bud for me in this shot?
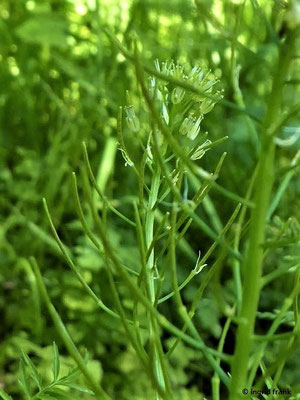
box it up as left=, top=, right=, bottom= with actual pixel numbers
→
left=191, top=139, right=212, bottom=160
left=179, top=114, right=203, bottom=140
left=148, top=76, right=156, bottom=98
left=124, top=105, right=140, bottom=132
left=171, top=87, right=185, bottom=104
left=200, top=98, right=215, bottom=114
left=161, top=102, right=169, bottom=125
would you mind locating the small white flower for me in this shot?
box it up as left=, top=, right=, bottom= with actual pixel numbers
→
left=161, top=102, right=169, bottom=125
left=124, top=105, right=140, bottom=132
left=146, top=144, right=153, bottom=164
left=118, top=147, right=134, bottom=167
left=179, top=114, right=203, bottom=140
left=200, top=98, right=215, bottom=114
left=171, top=87, right=185, bottom=104
left=191, top=139, right=212, bottom=160
left=194, top=251, right=207, bottom=274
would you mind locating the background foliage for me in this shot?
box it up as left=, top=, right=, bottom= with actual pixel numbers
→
left=0, top=0, right=300, bottom=399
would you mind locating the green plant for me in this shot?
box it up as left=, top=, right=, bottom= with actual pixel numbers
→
left=21, top=10, right=300, bottom=400
left=17, top=343, right=94, bottom=400
left=230, top=13, right=299, bottom=400
left=1, top=1, right=300, bottom=399
left=37, top=55, right=235, bottom=400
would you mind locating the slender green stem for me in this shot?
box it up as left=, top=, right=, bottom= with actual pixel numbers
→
left=145, top=168, right=161, bottom=302
left=81, top=183, right=232, bottom=367
left=167, top=203, right=241, bottom=358
left=267, top=150, right=300, bottom=221
left=82, top=141, right=136, bottom=227
left=42, top=197, right=122, bottom=321
left=82, top=168, right=170, bottom=400
left=230, top=1, right=260, bottom=155
left=166, top=206, right=227, bottom=387
left=232, top=166, right=258, bottom=314
left=29, top=257, right=111, bottom=400
left=144, top=167, right=172, bottom=398
left=230, top=25, right=298, bottom=400
left=249, top=276, right=300, bottom=390
left=158, top=268, right=198, bottom=305
left=212, top=316, right=232, bottom=400
left=135, top=57, right=243, bottom=261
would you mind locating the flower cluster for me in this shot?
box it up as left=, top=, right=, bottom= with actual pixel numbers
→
left=151, top=60, right=223, bottom=143
left=122, top=60, right=222, bottom=166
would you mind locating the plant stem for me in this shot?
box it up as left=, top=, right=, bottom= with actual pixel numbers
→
left=212, top=316, right=232, bottom=400
left=145, top=167, right=161, bottom=302
left=145, top=167, right=167, bottom=398
left=230, top=25, right=298, bottom=400
left=29, top=257, right=111, bottom=400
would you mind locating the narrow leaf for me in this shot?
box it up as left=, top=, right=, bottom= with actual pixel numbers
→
left=52, top=342, right=60, bottom=381
left=37, top=395, right=57, bottom=400
left=21, top=351, right=42, bottom=390
left=0, top=389, right=13, bottom=400
left=45, top=388, right=75, bottom=399
left=18, top=359, right=31, bottom=399
left=59, top=382, right=94, bottom=395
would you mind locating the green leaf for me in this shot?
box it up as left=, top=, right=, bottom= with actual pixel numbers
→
left=37, top=395, right=57, bottom=400
left=63, top=366, right=81, bottom=382
left=45, top=388, right=76, bottom=399
left=16, top=15, right=69, bottom=48
left=52, top=54, right=97, bottom=95
left=52, top=342, right=60, bottom=381
left=18, top=359, right=31, bottom=399
left=21, top=351, right=42, bottom=390
left=0, top=389, right=13, bottom=400
left=59, top=383, right=94, bottom=395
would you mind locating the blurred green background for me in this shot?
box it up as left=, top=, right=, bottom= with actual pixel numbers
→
left=0, top=0, right=300, bottom=398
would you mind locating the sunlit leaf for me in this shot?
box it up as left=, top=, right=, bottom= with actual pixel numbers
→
left=16, top=15, right=69, bottom=48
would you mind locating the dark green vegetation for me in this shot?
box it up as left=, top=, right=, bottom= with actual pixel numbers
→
left=1, top=0, right=300, bottom=399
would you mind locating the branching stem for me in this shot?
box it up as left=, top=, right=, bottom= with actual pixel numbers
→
left=230, top=25, right=298, bottom=400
